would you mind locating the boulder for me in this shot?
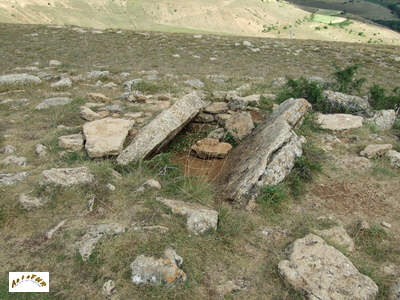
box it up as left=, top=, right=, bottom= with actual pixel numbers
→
left=58, top=134, right=84, bottom=152
left=317, top=113, right=363, bottom=130
left=386, top=150, right=400, bottom=168
left=76, top=223, right=126, bottom=261
left=131, top=248, right=186, bottom=285
left=84, top=118, right=134, bottom=158
left=314, top=226, right=355, bottom=252
left=323, top=90, right=370, bottom=113
left=35, top=97, right=72, bottom=110
left=360, top=144, right=392, bottom=159
left=191, top=138, right=232, bottom=159
left=51, top=78, right=72, bottom=90
left=204, top=102, right=229, bottom=114
left=0, top=172, right=29, bottom=186
left=278, top=234, right=378, bottom=300
left=80, top=106, right=102, bottom=121
left=117, top=92, right=206, bottom=165
left=0, top=73, right=41, bottom=90
left=40, top=167, right=94, bottom=186
left=156, top=197, right=218, bottom=234
left=224, top=111, right=254, bottom=140
left=389, top=278, right=400, bottom=300
left=370, top=109, right=396, bottom=130
left=217, top=98, right=310, bottom=208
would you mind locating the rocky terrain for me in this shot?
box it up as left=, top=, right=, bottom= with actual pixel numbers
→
left=0, top=23, right=400, bottom=299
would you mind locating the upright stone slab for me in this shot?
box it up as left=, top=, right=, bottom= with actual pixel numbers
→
left=278, top=234, right=378, bottom=300
left=117, top=92, right=206, bottom=165
left=217, top=98, right=311, bottom=208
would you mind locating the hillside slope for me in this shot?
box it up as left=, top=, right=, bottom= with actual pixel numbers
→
left=1, top=0, right=400, bottom=45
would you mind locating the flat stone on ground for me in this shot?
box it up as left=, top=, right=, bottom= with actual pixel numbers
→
left=317, top=113, right=363, bottom=130
left=58, top=134, right=84, bottom=152
left=40, top=167, right=94, bottom=186
left=360, top=144, right=392, bottom=159
left=35, top=97, right=72, bottom=110
left=0, top=172, right=29, bottom=186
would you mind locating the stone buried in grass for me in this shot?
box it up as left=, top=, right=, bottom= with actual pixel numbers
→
left=317, top=113, right=363, bottom=131
left=0, top=73, right=41, bottom=90
left=40, top=167, right=94, bottom=186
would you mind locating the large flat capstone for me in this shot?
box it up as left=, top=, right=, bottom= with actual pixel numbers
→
left=278, top=234, right=378, bottom=300
left=83, top=118, right=134, bottom=158
left=217, top=98, right=311, bottom=208
left=117, top=92, right=206, bottom=165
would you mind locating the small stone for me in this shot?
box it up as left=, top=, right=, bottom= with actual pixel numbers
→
left=2, top=145, right=16, bottom=154
left=386, top=150, right=400, bottom=168
left=360, top=144, right=392, bottom=159
left=243, top=40, right=252, bottom=47
left=106, top=183, right=116, bottom=191
left=87, top=71, right=110, bottom=80
left=35, top=97, right=72, bottom=110
left=124, top=112, right=143, bottom=119
left=87, top=92, right=112, bottom=103
left=111, top=170, right=122, bottom=180
left=224, top=111, right=254, bottom=140
left=102, top=280, right=116, bottom=297
left=216, top=281, right=243, bottom=297
left=51, top=78, right=72, bottom=90
left=46, top=219, right=67, bottom=239
left=58, top=134, right=84, bottom=152
left=216, top=113, right=232, bottom=126
left=143, top=179, right=161, bottom=190
left=80, top=106, right=102, bottom=121
left=106, top=104, right=122, bottom=113
left=35, top=144, right=48, bottom=157
left=19, top=193, right=44, bottom=210
left=381, top=221, right=392, bottom=229
left=389, top=278, right=400, bottom=300
left=0, top=172, right=29, bottom=186
left=49, top=60, right=62, bottom=66
left=204, top=102, right=229, bottom=114
left=184, top=79, right=204, bottom=89
left=40, top=167, right=94, bottom=186
left=191, top=138, right=232, bottom=159
left=131, top=248, right=186, bottom=285
left=370, top=110, right=396, bottom=130
left=207, top=128, right=225, bottom=141
left=128, top=128, right=137, bottom=136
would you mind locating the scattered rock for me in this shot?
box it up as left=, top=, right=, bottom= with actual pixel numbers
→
left=2, top=145, right=16, bottom=154
left=184, top=79, right=204, bottom=89
left=77, top=223, right=126, bottom=261
left=102, top=280, right=116, bottom=298
left=87, top=70, right=109, bottom=80
left=207, top=128, right=225, bottom=141
left=51, top=78, right=72, bottom=90
left=40, top=167, right=94, bottom=186
left=337, top=155, right=371, bottom=169
left=0, top=73, right=41, bottom=90
left=143, top=179, right=162, bottom=190
left=156, top=197, right=218, bottom=234
left=80, top=106, right=102, bottom=121
left=204, top=102, right=229, bottom=114
left=84, top=118, right=134, bottom=158
left=35, top=97, right=72, bottom=110
left=193, top=112, right=215, bottom=123
left=323, top=90, right=370, bottom=113
left=216, top=280, right=244, bottom=297
left=278, top=234, right=379, bottom=300
left=132, top=225, right=169, bottom=233
left=49, top=60, right=62, bottom=66
left=381, top=221, right=392, bottom=229
left=317, top=113, right=363, bottom=130
left=218, top=98, right=311, bottom=208
left=58, top=134, right=84, bottom=152
left=0, top=172, right=29, bottom=186
left=389, top=278, right=400, bottom=300
left=106, top=183, right=116, bottom=191
left=46, top=219, right=67, bottom=239
left=2, top=155, right=27, bottom=167
left=370, top=110, right=396, bottom=130
left=18, top=193, right=44, bottom=210
left=224, top=111, right=254, bottom=140
left=314, top=226, right=355, bottom=252
left=131, top=248, right=186, bottom=285
left=386, top=150, right=400, bottom=168
left=117, top=92, right=206, bottom=165
left=360, top=144, right=392, bottom=158
left=191, top=138, right=232, bottom=159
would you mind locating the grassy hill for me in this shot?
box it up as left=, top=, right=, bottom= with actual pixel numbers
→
left=1, top=0, right=400, bottom=44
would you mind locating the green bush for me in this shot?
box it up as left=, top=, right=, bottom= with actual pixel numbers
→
left=369, top=84, right=400, bottom=110
left=331, top=64, right=366, bottom=94
left=257, top=184, right=288, bottom=212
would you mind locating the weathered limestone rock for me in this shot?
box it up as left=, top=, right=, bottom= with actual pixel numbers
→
left=40, top=167, right=94, bottom=186
left=216, top=281, right=244, bottom=297
left=386, top=150, right=400, bottom=168
left=84, top=118, right=134, bottom=158
left=0, top=73, right=41, bottom=90
left=207, top=128, right=225, bottom=141
left=102, top=280, right=116, bottom=297
left=58, top=134, right=84, bottom=152
left=314, top=226, right=355, bottom=252
left=46, top=219, right=67, bottom=239
left=204, top=102, right=229, bottom=114
left=184, top=79, right=204, bottom=89
left=216, top=113, right=232, bottom=126
left=323, top=90, right=370, bottom=113
left=0, top=172, right=29, bottom=186
left=191, top=138, right=232, bottom=159
left=143, top=179, right=162, bottom=190
left=117, top=92, right=206, bottom=165
left=87, top=70, right=109, bottom=80
left=218, top=98, right=311, bottom=208
left=2, top=155, right=27, bottom=167
left=49, top=59, right=62, bottom=66
left=35, top=144, right=48, bottom=157
left=156, top=197, right=218, bottom=234
left=2, top=145, right=16, bottom=154
left=360, top=144, right=392, bottom=159
left=224, top=111, right=254, bottom=140
left=51, top=78, right=72, bottom=90
left=18, top=193, right=44, bottom=210
left=278, top=234, right=379, bottom=300
left=389, top=278, right=400, bottom=300
left=131, top=248, right=186, bottom=285
left=80, top=106, right=102, bottom=121
left=77, top=223, right=126, bottom=261
left=35, top=97, right=72, bottom=110
left=193, top=112, right=215, bottom=123
left=317, top=113, right=363, bottom=130
left=370, top=109, right=396, bottom=130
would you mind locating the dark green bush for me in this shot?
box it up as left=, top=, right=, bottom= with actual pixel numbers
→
left=257, top=184, right=288, bottom=212
left=369, top=84, right=400, bottom=110
left=332, top=64, right=366, bottom=94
